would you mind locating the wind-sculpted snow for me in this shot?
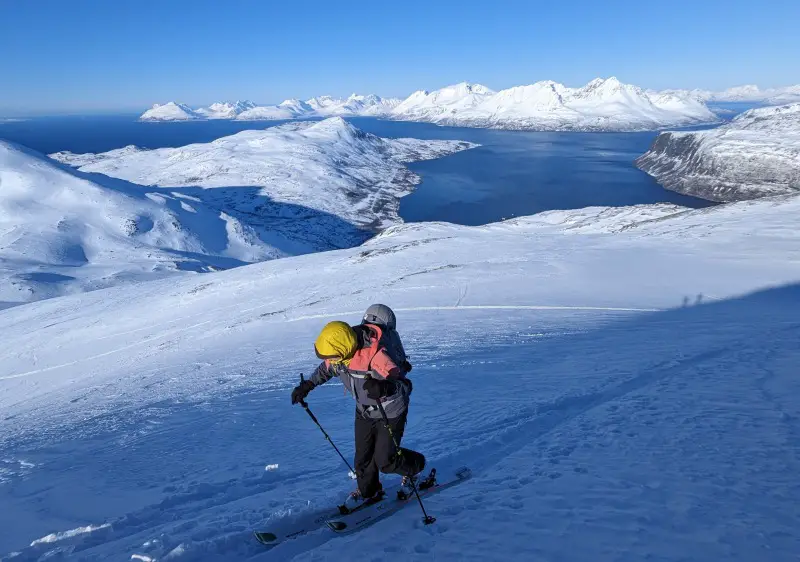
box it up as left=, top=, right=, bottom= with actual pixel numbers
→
left=0, top=140, right=261, bottom=306
left=1, top=120, right=473, bottom=306
left=636, top=103, right=800, bottom=201
left=395, top=77, right=716, bottom=131
left=1, top=193, right=800, bottom=560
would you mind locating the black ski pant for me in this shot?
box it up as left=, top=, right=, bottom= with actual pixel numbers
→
left=354, top=409, right=426, bottom=498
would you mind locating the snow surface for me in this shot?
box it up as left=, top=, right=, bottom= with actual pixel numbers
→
left=398, top=77, right=717, bottom=131
left=637, top=103, right=800, bottom=201
left=1, top=193, right=800, bottom=560
left=0, top=119, right=473, bottom=306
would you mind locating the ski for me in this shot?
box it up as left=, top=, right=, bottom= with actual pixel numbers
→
left=324, top=466, right=471, bottom=536
left=252, top=504, right=343, bottom=548
left=253, top=466, right=470, bottom=548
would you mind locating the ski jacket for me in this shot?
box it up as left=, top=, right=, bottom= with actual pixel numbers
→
left=309, top=323, right=411, bottom=419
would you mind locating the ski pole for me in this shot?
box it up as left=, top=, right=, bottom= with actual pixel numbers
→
left=372, top=387, right=436, bottom=525
left=297, top=374, right=357, bottom=479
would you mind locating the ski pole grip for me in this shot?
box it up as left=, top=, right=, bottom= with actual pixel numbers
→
left=298, top=373, right=310, bottom=408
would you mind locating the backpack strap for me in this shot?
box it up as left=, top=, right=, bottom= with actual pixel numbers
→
left=347, top=324, right=401, bottom=379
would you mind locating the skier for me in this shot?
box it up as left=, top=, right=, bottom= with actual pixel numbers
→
left=291, top=304, right=426, bottom=508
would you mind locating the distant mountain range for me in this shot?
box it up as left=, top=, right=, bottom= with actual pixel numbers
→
left=393, top=78, right=716, bottom=131
left=139, top=78, right=800, bottom=131
left=655, top=84, right=800, bottom=105
left=140, top=94, right=401, bottom=122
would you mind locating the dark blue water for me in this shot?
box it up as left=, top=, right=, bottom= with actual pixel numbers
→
left=707, top=101, right=764, bottom=114
left=0, top=114, right=299, bottom=154
left=1, top=114, right=716, bottom=226
left=349, top=118, right=715, bottom=224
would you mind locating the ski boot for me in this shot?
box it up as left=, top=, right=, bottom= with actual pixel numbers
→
left=397, top=469, right=437, bottom=500
left=339, top=488, right=385, bottom=515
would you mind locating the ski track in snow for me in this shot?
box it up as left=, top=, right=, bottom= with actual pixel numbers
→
left=2, top=196, right=800, bottom=561
left=0, top=304, right=659, bottom=383
left=2, top=297, right=800, bottom=561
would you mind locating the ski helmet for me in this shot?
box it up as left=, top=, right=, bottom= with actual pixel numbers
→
left=362, top=304, right=397, bottom=330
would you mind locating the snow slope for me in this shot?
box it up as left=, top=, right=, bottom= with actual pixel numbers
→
left=139, top=103, right=200, bottom=122
left=0, top=140, right=270, bottom=306
left=394, top=78, right=716, bottom=131
left=0, top=120, right=473, bottom=306
left=636, top=103, right=800, bottom=201
left=1, top=193, right=800, bottom=561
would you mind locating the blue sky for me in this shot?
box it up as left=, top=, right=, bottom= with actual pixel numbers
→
left=2, top=0, right=798, bottom=116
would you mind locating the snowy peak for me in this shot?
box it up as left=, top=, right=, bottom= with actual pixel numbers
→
left=489, top=81, right=567, bottom=109
left=196, top=100, right=257, bottom=119
left=305, top=95, right=339, bottom=111
left=302, top=94, right=400, bottom=116
left=136, top=77, right=725, bottom=130
left=275, top=98, right=315, bottom=117
left=717, top=84, right=761, bottom=100
left=571, top=76, right=649, bottom=102
left=392, top=82, right=495, bottom=118
left=140, top=102, right=199, bottom=121
left=303, top=115, right=362, bottom=137
left=139, top=93, right=405, bottom=122
left=396, top=77, right=715, bottom=131
left=436, top=82, right=495, bottom=98
left=659, top=83, right=800, bottom=104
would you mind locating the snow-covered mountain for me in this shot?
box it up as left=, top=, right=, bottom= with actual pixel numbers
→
left=137, top=81, right=800, bottom=125
left=308, top=93, right=402, bottom=116
left=711, top=84, right=800, bottom=104
left=658, top=84, right=800, bottom=105
left=139, top=102, right=200, bottom=121
left=2, top=189, right=800, bottom=560
left=52, top=118, right=474, bottom=232
left=234, top=98, right=314, bottom=121
left=195, top=100, right=257, bottom=120
left=0, top=119, right=473, bottom=306
left=636, top=103, right=800, bottom=201
left=394, top=77, right=716, bottom=131
left=391, top=82, right=496, bottom=120
left=139, top=78, right=722, bottom=130
left=141, top=94, right=401, bottom=122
